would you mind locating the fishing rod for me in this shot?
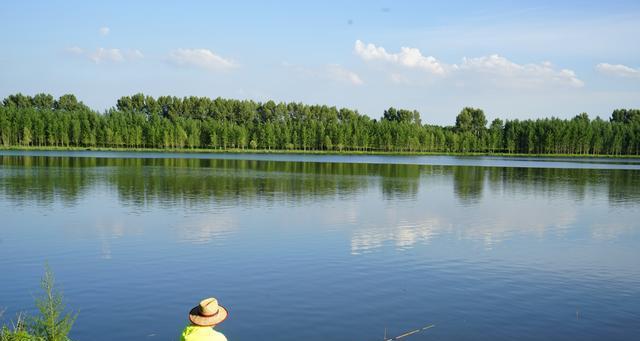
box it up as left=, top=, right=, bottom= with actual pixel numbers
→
left=383, top=323, right=436, bottom=341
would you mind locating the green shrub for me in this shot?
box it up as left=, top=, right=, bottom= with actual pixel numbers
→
left=1, top=267, right=77, bottom=341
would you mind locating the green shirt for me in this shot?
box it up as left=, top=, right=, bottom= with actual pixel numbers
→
left=180, top=325, right=228, bottom=341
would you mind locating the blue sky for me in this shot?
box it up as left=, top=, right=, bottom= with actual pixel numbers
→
left=1, top=0, right=639, bottom=124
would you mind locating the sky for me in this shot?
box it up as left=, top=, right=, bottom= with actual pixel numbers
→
left=1, top=0, right=639, bottom=125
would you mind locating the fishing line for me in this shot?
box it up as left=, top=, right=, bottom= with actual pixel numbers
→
left=383, top=323, right=435, bottom=341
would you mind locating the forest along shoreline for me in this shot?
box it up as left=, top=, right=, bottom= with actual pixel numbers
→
left=1, top=93, right=639, bottom=156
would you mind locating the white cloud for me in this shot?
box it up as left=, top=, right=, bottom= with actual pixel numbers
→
left=284, top=62, right=363, bottom=86
left=66, top=47, right=143, bottom=64
left=354, top=40, right=583, bottom=87
left=389, top=73, right=410, bottom=84
left=126, top=49, right=144, bottom=60
left=89, top=48, right=143, bottom=63
left=90, top=48, right=124, bottom=63
left=325, top=64, right=363, bottom=85
left=354, top=40, right=446, bottom=75
left=99, top=26, right=110, bottom=36
left=167, top=48, right=237, bottom=71
left=458, top=54, right=584, bottom=87
left=66, top=46, right=84, bottom=55
left=596, top=63, right=640, bottom=78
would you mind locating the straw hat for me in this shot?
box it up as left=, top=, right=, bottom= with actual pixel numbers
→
left=189, top=297, right=229, bottom=326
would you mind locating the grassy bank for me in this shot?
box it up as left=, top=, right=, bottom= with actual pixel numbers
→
left=1, top=145, right=639, bottom=159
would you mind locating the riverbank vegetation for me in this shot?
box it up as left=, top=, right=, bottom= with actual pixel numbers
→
left=1, top=93, right=639, bottom=155
left=0, top=267, right=76, bottom=341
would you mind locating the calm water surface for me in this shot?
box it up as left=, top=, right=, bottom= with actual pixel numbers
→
left=0, top=151, right=639, bottom=340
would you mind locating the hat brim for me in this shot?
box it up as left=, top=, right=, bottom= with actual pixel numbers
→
left=189, top=305, right=228, bottom=327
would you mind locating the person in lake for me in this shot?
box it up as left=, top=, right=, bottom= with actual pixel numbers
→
left=180, top=297, right=229, bottom=341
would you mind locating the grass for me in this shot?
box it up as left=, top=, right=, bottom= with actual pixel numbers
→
left=0, top=145, right=638, bottom=159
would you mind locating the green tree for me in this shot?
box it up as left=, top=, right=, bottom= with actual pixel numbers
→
left=324, top=135, right=333, bottom=150
left=456, top=107, right=486, bottom=138
left=54, top=95, right=85, bottom=112
left=611, top=109, right=640, bottom=124
left=22, top=127, right=32, bottom=146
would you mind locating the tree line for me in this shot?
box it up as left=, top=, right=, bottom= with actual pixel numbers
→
left=1, top=93, right=639, bottom=155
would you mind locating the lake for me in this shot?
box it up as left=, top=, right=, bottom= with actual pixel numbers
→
left=1, top=151, right=639, bottom=340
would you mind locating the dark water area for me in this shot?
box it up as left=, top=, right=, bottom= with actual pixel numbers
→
left=0, top=152, right=639, bottom=340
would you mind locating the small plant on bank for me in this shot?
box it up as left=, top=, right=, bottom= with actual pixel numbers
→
left=0, top=312, right=32, bottom=341
left=1, top=266, right=77, bottom=341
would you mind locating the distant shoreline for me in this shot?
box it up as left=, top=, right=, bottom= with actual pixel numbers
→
left=2, top=146, right=638, bottom=159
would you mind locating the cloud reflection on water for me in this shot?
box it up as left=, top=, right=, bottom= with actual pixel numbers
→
left=351, top=218, right=442, bottom=255
left=176, top=214, right=235, bottom=245
left=1, top=155, right=638, bottom=257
